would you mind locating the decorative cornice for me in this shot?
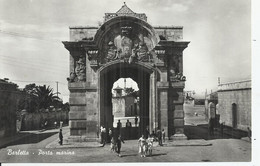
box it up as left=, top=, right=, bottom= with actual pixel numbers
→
left=157, top=41, right=190, bottom=49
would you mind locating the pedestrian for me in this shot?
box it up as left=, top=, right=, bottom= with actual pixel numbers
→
left=117, top=120, right=122, bottom=134
left=138, top=134, right=147, bottom=157
left=147, top=135, right=154, bottom=156
left=101, top=126, right=106, bottom=147
left=110, top=136, right=116, bottom=152
left=162, top=129, right=165, bottom=142
left=144, top=126, right=150, bottom=139
left=151, top=130, right=157, bottom=141
left=135, top=116, right=138, bottom=127
left=208, top=118, right=214, bottom=136
left=54, top=121, right=57, bottom=129
left=116, top=135, right=125, bottom=157
left=108, top=128, right=113, bottom=143
left=59, top=129, right=63, bottom=145
left=219, top=116, right=225, bottom=138
left=44, top=120, right=48, bottom=129
left=126, top=119, right=132, bottom=139
left=156, top=128, right=162, bottom=146
left=100, top=126, right=104, bottom=144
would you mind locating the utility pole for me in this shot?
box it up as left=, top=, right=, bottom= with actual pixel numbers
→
left=124, top=78, right=126, bottom=89
left=56, top=81, right=59, bottom=98
left=218, top=77, right=221, bottom=85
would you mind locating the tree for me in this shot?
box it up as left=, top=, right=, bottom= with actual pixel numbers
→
left=19, top=84, right=63, bottom=112
left=124, top=87, right=135, bottom=96
left=23, top=83, right=37, bottom=95
left=18, top=83, right=38, bottom=113
left=34, top=85, right=60, bottom=109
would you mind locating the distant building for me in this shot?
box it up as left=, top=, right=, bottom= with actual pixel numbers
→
left=217, top=80, right=251, bottom=131
left=0, top=79, right=25, bottom=138
left=112, top=86, right=139, bottom=118
left=205, top=91, right=218, bottom=120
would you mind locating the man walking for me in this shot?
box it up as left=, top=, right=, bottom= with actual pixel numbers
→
left=126, top=119, right=132, bottom=139
left=100, top=126, right=106, bottom=147
left=59, top=129, right=63, bottom=145
left=156, top=128, right=162, bottom=146
left=162, top=129, right=165, bottom=143
left=116, top=135, right=125, bottom=157
left=117, top=120, right=122, bottom=134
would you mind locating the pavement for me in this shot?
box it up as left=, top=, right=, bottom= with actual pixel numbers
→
left=0, top=104, right=252, bottom=162
left=45, top=126, right=212, bottom=149
left=0, top=129, right=54, bottom=149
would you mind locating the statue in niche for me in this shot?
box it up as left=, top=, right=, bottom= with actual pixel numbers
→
left=169, top=68, right=186, bottom=82
left=106, top=41, right=118, bottom=62
left=128, top=42, right=139, bottom=64
left=114, top=26, right=133, bottom=60
left=67, top=72, right=77, bottom=82
left=137, top=41, right=149, bottom=61
left=75, top=57, right=86, bottom=82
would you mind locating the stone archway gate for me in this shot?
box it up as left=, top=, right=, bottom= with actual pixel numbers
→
left=62, top=4, right=190, bottom=141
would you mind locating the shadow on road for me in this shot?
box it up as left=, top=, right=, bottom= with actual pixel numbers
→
left=150, top=153, right=167, bottom=157
left=184, top=124, right=248, bottom=140
left=121, top=154, right=138, bottom=157
left=2, top=132, right=58, bottom=148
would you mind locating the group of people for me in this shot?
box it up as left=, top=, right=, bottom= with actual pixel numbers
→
left=147, top=128, right=166, bottom=146
left=100, top=124, right=166, bottom=158
left=137, top=128, right=166, bottom=157
left=138, top=134, right=154, bottom=157
left=100, top=125, right=125, bottom=157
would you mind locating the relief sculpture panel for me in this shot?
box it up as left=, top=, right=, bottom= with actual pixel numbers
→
left=104, top=26, right=154, bottom=64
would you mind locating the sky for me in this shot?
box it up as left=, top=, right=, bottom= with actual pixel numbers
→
left=0, top=0, right=252, bottom=102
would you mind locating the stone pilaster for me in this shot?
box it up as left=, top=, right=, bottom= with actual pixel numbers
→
left=157, top=82, right=169, bottom=138
left=170, top=81, right=187, bottom=140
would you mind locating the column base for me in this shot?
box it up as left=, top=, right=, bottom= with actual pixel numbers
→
left=170, top=133, right=187, bottom=140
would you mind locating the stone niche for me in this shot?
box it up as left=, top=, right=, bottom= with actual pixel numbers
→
left=63, top=3, right=190, bottom=142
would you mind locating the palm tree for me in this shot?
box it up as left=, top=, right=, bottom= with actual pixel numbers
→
left=34, top=85, right=60, bottom=109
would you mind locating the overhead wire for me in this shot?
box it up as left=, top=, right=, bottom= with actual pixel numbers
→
left=0, top=55, right=68, bottom=72
left=0, top=29, right=62, bottom=44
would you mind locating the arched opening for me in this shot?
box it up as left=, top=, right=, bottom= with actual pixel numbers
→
left=99, top=62, right=153, bottom=139
left=232, top=103, right=237, bottom=128
left=110, top=78, right=140, bottom=139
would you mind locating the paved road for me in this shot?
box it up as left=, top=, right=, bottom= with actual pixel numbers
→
left=0, top=104, right=251, bottom=163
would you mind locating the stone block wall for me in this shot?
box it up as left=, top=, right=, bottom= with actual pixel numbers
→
left=21, top=111, right=69, bottom=131
left=154, top=26, right=183, bottom=41
left=69, top=27, right=98, bottom=41
left=218, top=80, right=251, bottom=131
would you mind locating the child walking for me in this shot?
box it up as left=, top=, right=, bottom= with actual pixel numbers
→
left=110, top=137, right=116, bottom=152
left=138, top=134, right=147, bottom=157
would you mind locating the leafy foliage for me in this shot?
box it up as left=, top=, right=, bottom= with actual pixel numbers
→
left=124, top=87, right=135, bottom=95
left=34, top=85, right=60, bottom=109
left=18, top=84, right=66, bottom=113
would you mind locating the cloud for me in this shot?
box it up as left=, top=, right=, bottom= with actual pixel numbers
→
left=0, top=0, right=251, bottom=101
left=162, top=3, right=189, bottom=12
